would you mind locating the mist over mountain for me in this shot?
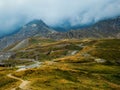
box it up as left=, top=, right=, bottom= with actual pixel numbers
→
left=0, top=16, right=120, bottom=50
left=0, top=19, right=57, bottom=50
left=0, top=0, right=120, bottom=37
left=0, top=1, right=120, bottom=90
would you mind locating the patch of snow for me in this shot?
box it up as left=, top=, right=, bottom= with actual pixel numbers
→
left=31, top=24, right=37, bottom=27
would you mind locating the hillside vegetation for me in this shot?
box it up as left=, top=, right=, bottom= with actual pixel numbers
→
left=0, top=38, right=120, bottom=90
left=0, top=67, right=20, bottom=90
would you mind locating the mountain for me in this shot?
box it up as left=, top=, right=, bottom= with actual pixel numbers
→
left=67, top=16, right=120, bottom=39
left=0, top=16, right=120, bottom=50
left=0, top=20, right=57, bottom=50
left=0, top=18, right=120, bottom=90
left=47, top=16, right=120, bottom=39
left=53, top=22, right=90, bottom=32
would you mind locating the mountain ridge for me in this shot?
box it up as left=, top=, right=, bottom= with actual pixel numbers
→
left=0, top=20, right=57, bottom=50
left=47, top=16, right=120, bottom=39
left=0, top=16, right=120, bottom=50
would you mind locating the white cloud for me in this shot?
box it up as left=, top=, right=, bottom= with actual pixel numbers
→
left=0, top=0, right=120, bottom=35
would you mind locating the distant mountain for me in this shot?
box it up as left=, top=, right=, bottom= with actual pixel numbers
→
left=0, top=16, right=120, bottom=50
left=67, top=17, right=120, bottom=38
left=0, top=20, right=57, bottom=50
left=47, top=16, right=120, bottom=39
left=52, top=20, right=90, bottom=32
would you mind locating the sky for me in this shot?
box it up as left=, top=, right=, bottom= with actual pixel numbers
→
left=0, top=0, right=120, bottom=36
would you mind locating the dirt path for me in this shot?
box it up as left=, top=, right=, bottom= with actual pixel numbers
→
left=7, top=74, right=30, bottom=90
left=7, top=61, right=41, bottom=90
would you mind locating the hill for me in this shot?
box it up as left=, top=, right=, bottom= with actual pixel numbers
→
left=0, top=38, right=120, bottom=90
left=8, top=38, right=120, bottom=89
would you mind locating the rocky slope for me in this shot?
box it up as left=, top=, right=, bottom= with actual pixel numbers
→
left=0, top=20, right=57, bottom=50
left=47, top=16, right=120, bottom=39
left=0, top=16, right=120, bottom=50
left=67, top=16, right=120, bottom=39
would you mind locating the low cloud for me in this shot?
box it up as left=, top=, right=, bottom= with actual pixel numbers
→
left=0, top=0, right=120, bottom=36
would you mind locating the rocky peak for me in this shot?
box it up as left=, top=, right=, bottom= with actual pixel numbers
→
left=26, top=20, right=48, bottom=27
left=0, top=20, right=57, bottom=50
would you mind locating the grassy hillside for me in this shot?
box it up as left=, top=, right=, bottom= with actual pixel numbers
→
left=10, top=39, right=83, bottom=61
left=0, top=67, right=20, bottom=90
left=89, top=39, right=120, bottom=63
left=0, top=38, right=120, bottom=90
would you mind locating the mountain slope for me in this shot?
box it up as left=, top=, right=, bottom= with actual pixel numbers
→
left=5, top=38, right=120, bottom=90
left=47, top=16, right=120, bottom=39
left=0, top=16, right=120, bottom=50
left=67, top=16, right=120, bottom=38
left=0, top=20, right=57, bottom=50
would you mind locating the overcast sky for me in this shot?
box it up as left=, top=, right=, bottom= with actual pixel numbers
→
left=0, top=0, right=120, bottom=35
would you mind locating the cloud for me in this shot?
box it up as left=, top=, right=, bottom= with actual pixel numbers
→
left=0, top=0, right=120, bottom=36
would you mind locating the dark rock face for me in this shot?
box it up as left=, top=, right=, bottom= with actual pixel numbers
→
left=0, top=20, right=57, bottom=50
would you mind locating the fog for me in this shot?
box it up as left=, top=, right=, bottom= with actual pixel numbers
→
left=0, top=0, right=120, bottom=36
